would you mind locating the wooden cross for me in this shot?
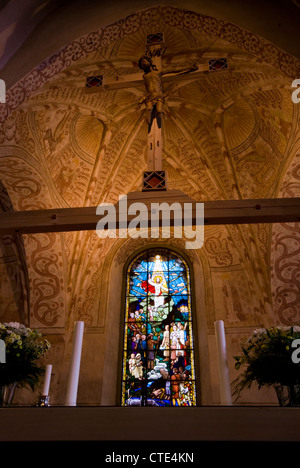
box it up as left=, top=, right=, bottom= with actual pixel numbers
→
left=86, top=33, right=228, bottom=190
left=2, top=36, right=296, bottom=238
left=0, top=59, right=298, bottom=234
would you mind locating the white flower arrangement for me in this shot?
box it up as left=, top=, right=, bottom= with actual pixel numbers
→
left=233, top=325, right=300, bottom=400
left=0, top=322, right=51, bottom=389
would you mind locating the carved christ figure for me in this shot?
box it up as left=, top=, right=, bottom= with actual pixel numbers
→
left=137, top=55, right=198, bottom=129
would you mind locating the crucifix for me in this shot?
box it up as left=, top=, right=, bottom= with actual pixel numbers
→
left=0, top=35, right=298, bottom=237
left=137, top=46, right=197, bottom=190
left=86, top=33, right=228, bottom=191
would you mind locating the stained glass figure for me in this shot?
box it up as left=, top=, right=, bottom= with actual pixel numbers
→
left=121, top=248, right=196, bottom=406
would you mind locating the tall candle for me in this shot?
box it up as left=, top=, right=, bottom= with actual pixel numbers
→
left=42, top=364, right=52, bottom=396
left=65, top=321, right=84, bottom=406
left=214, top=320, right=232, bottom=405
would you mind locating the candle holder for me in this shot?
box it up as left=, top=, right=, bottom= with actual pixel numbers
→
left=38, top=394, right=50, bottom=406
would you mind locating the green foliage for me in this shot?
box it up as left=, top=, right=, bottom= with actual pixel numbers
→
left=0, top=322, right=51, bottom=390
left=232, top=326, right=300, bottom=400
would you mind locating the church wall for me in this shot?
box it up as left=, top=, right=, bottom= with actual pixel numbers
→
left=0, top=237, right=26, bottom=323
left=0, top=4, right=299, bottom=408
left=100, top=239, right=215, bottom=406
left=100, top=244, right=124, bottom=406
left=0, top=180, right=29, bottom=325
left=83, top=232, right=282, bottom=407
left=270, top=126, right=300, bottom=326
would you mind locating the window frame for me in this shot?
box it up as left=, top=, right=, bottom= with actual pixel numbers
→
left=118, top=245, right=200, bottom=407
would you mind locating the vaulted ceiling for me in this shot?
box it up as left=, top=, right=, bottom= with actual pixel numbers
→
left=1, top=4, right=299, bottom=206
left=0, top=2, right=300, bottom=335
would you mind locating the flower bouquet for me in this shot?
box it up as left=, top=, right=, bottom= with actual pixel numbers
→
left=0, top=322, right=51, bottom=395
left=233, top=325, right=300, bottom=405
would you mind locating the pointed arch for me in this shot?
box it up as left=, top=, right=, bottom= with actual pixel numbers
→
left=121, top=246, right=197, bottom=406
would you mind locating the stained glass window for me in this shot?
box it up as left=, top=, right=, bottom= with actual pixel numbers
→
left=121, top=248, right=197, bottom=406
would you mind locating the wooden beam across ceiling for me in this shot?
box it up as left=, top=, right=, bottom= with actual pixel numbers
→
left=0, top=191, right=299, bottom=236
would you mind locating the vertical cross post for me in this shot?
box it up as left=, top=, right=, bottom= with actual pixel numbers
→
left=147, top=38, right=163, bottom=172
left=141, top=34, right=167, bottom=191
left=148, top=115, right=162, bottom=172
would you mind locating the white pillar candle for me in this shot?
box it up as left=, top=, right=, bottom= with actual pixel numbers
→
left=65, top=321, right=84, bottom=406
left=42, top=364, right=52, bottom=396
left=214, top=320, right=232, bottom=405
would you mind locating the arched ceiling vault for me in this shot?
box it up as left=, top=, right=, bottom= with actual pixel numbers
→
left=0, top=5, right=299, bottom=330
left=1, top=0, right=300, bottom=86
left=1, top=7, right=298, bottom=206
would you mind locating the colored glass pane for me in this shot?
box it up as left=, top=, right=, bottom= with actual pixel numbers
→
left=121, top=248, right=196, bottom=407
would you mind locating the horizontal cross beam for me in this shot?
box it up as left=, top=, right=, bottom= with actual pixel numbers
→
left=85, top=63, right=220, bottom=92
left=0, top=191, right=299, bottom=236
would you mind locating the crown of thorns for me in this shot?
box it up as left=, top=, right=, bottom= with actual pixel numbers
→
left=138, top=55, right=158, bottom=70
